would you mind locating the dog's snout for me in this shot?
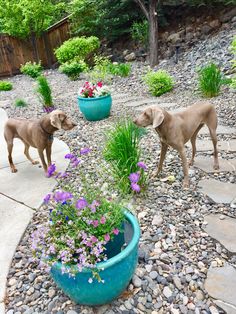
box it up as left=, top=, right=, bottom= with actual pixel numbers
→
left=133, top=118, right=137, bottom=125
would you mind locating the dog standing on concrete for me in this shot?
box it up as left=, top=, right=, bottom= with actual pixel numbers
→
left=4, top=110, right=77, bottom=175
left=134, top=102, right=219, bottom=187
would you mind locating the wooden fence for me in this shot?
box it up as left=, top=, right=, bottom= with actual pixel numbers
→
left=0, top=16, right=70, bottom=77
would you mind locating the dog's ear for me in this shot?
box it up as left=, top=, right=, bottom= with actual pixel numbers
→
left=50, top=111, right=63, bottom=129
left=152, top=108, right=164, bottom=129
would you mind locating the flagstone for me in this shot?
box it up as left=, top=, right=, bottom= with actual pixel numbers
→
left=198, top=179, right=236, bottom=204
left=194, top=156, right=236, bottom=173
left=203, top=214, right=236, bottom=253
left=186, top=139, right=236, bottom=152
left=205, top=264, right=236, bottom=310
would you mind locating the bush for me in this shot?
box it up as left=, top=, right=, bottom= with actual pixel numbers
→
left=230, top=36, right=236, bottom=89
left=108, top=63, right=131, bottom=77
left=0, top=81, right=12, bottom=91
left=55, top=36, right=100, bottom=64
left=198, top=63, right=223, bottom=97
left=20, top=61, right=42, bottom=78
left=143, top=70, right=174, bottom=97
left=59, top=60, right=88, bottom=80
left=103, top=119, right=147, bottom=194
left=131, top=20, right=149, bottom=47
left=36, top=76, right=53, bottom=108
left=15, top=98, right=28, bottom=107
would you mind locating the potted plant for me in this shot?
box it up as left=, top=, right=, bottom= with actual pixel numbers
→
left=31, top=149, right=140, bottom=305
left=77, top=81, right=112, bottom=121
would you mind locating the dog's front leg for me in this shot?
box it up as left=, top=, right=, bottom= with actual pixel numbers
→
left=178, top=146, right=189, bottom=188
left=37, top=149, right=48, bottom=174
left=152, top=142, right=168, bottom=178
left=46, top=143, right=52, bottom=167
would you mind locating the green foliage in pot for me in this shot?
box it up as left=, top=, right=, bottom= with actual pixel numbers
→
left=36, top=75, right=53, bottom=108
left=198, top=63, right=224, bottom=97
left=0, top=81, right=12, bottom=91
left=143, top=70, right=174, bottom=97
left=55, top=36, right=100, bottom=64
left=20, top=61, right=43, bottom=78
left=103, top=119, right=148, bottom=195
left=59, top=60, right=88, bottom=80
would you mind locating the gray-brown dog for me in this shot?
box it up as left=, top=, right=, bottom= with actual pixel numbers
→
left=134, top=102, right=219, bottom=187
left=4, top=110, right=77, bottom=175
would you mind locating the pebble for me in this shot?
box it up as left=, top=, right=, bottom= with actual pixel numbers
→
left=132, top=275, right=142, bottom=288
left=163, top=286, right=173, bottom=298
left=152, top=215, right=163, bottom=227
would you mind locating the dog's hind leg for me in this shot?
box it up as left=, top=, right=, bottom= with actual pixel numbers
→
left=24, top=143, right=39, bottom=165
left=208, top=127, right=219, bottom=170
left=189, top=123, right=204, bottom=166
left=7, top=142, right=17, bottom=173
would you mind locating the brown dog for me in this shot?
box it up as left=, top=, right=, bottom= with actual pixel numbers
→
left=134, top=102, right=219, bottom=187
left=4, top=110, right=77, bottom=175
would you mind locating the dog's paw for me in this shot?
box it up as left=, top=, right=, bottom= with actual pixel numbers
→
left=11, top=168, right=18, bottom=173
left=32, top=160, right=40, bottom=165
left=188, top=160, right=194, bottom=166
left=151, top=171, right=159, bottom=179
left=213, top=164, right=219, bottom=170
left=183, top=181, right=189, bottom=189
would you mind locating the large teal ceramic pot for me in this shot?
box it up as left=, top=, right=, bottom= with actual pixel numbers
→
left=50, top=211, right=140, bottom=306
left=78, top=94, right=112, bottom=121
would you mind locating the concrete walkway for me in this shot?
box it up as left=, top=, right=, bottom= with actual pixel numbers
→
left=0, top=109, right=70, bottom=313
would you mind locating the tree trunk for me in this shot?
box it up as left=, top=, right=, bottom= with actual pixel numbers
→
left=149, top=0, right=159, bottom=67
left=31, top=32, right=39, bottom=62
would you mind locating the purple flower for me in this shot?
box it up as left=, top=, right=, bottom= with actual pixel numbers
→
left=129, top=172, right=140, bottom=183
left=131, top=182, right=141, bottom=193
left=53, top=190, right=73, bottom=203
left=72, top=158, right=81, bottom=167
left=43, top=193, right=51, bottom=204
left=89, top=200, right=100, bottom=213
left=47, top=163, right=56, bottom=177
left=65, top=216, right=69, bottom=221
left=80, top=147, right=91, bottom=155
left=137, top=161, right=147, bottom=170
left=65, top=153, right=75, bottom=159
left=76, top=198, right=88, bottom=210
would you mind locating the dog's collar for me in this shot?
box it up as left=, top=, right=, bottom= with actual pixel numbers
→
left=40, top=123, right=54, bottom=141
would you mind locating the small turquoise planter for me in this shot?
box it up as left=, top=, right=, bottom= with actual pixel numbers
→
left=50, top=211, right=140, bottom=306
left=78, top=94, right=112, bottom=121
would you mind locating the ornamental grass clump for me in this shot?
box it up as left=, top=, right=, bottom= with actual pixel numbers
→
left=103, top=119, right=147, bottom=194
left=143, top=70, right=174, bottom=97
left=31, top=149, right=125, bottom=282
left=36, top=75, right=54, bottom=112
left=198, top=63, right=223, bottom=97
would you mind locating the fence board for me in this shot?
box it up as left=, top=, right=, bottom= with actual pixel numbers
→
left=0, top=17, right=70, bottom=77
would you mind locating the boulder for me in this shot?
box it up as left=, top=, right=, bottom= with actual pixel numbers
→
left=124, top=52, right=136, bottom=62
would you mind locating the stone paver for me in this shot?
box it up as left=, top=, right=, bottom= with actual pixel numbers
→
left=205, top=264, right=236, bottom=312
left=0, top=195, right=33, bottom=309
left=203, top=214, right=236, bottom=253
left=186, top=139, right=236, bottom=152
left=198, top=178, right=236, bottom=204
left=214, top=300, right=236, bottom=314
left=194, top=156, right=236, bottom=173
left=200, top=124, right=236, bottom=135
left=0, top=108, right=70, bottom=312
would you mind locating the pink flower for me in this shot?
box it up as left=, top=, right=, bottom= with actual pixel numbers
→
left=92, top=220, right=99, bottom=227
left=113, top=228, right=119, bottom=235
left=97, top=81, right=103, bottom=87
left=91, top=236, right=97, bottom=243
left=104, top=234, right=110, bottom=242
left=100, top=216, right=106, bottom=224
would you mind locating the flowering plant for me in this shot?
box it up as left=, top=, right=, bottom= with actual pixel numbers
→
left=31, top=149, right=125, bottom=282
left=78, top=81, right=110, bottom=98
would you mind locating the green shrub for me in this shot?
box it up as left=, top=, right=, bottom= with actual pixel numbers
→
left=131, top=20, right=149, bottom=47
left=15, top=98, right=28, bottom=107
left=59, top=60, right=88, bottom=80
left=0, top=81, right=12, bottom=91
left=230, top=36, right=236, bottom=89
left=36, top=76, right=53, bottom=108
left=198, top=63, right=223, bottom=97
left=20, top=61, right=42, bottom=78
left=108, top=63, right=131, bottom=77
left=103, top=119, right=147, bottom=194
left=143, top=70, right=174, bottom=97
left=55, top=36, right=100, bottom=64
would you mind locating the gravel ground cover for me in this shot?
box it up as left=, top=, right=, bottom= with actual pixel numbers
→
left=1, top=24, right=236, bottom=314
